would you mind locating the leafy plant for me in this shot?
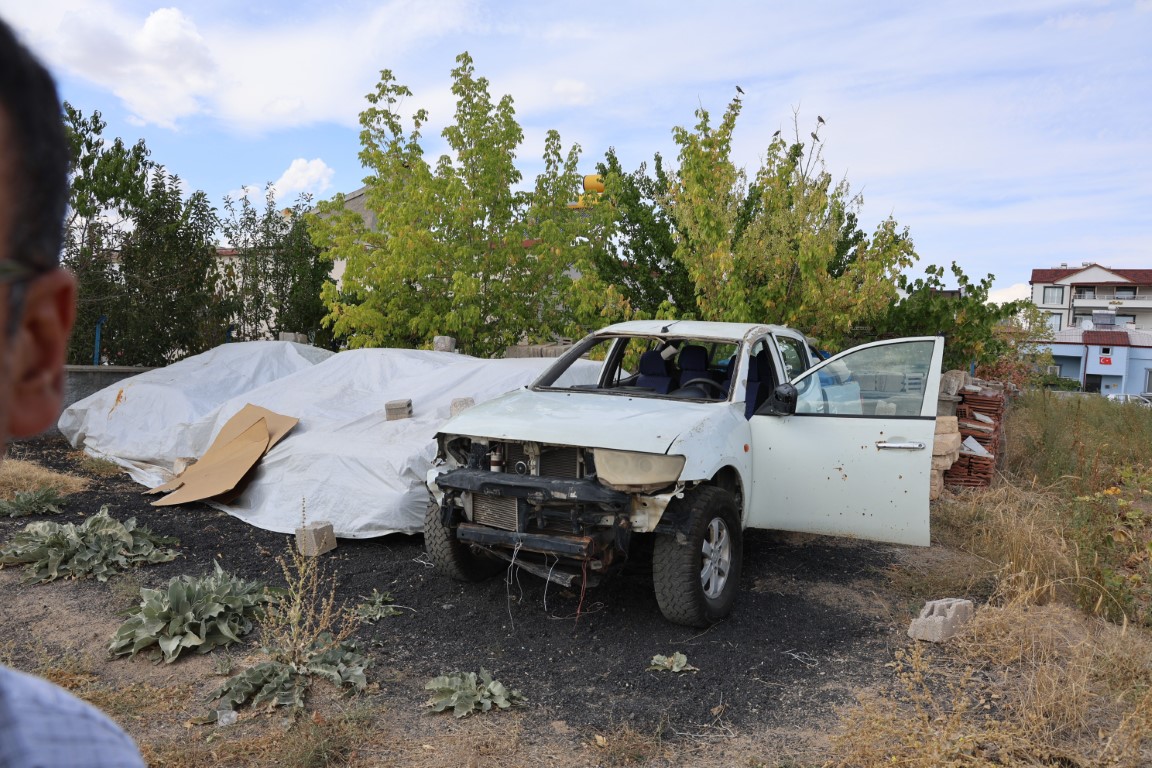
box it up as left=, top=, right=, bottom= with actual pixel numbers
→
left=109, top=562, right=270, bottom=663
left=647, top=652, right=698, bottom=673
left=352, top=589, right=402, bottom=623
left=201, top=634, right=368, bottom=722
left=0, top=506, right=177, bottom=583
left=425, top=668, right=525, bottom=718
left=0, top=487, right=66, bottom=517
left=197, top=543, right=368, bottom=722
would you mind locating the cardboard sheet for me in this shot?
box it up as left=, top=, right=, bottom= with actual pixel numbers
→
left=149, top=404, right=298, bottom=506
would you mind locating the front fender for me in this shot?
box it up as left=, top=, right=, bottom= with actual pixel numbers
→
left=667, top=404, right=753, bottom=520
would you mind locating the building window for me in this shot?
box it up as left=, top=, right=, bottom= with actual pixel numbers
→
left=1072, top=313, right=1091, bottom=327
left=1116, top=315, right=1135, bottom=325
left=1042, top=286, right=1064, bottom=304
left=1046, top=312, right=1063, bottom=333
left=1074, top=287, right=1096, bottom=299
left=1145, top=369, right=1152, bottom=393
left=1115, top=287, right=1136, bottom=299
left=1100, top=347, right=1112, bottom=355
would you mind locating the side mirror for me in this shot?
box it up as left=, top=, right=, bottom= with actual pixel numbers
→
left=762, top=383, right=798, bottom=416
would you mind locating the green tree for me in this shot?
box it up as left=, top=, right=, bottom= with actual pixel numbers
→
left=104, top=171, right=228, bottom=366
left=667, top=99, right=915, bottom=347
left=310, top=53, right=609, bottom=357
left=868, top=262, right=1037, bottom=372
left=61, top=103, right=151, bottom=364
left=589, top=148, right=694, bottom=319
left=220, top=186, right=332, bottom=344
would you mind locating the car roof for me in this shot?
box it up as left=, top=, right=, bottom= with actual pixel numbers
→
left=595, top=319, right=792, bottom=342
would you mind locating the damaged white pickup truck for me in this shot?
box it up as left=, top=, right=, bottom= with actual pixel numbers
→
left=427, top=320, right=944, bottom=626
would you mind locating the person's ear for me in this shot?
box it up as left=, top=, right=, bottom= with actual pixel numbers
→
left=7, top=268, right=76, bottom=438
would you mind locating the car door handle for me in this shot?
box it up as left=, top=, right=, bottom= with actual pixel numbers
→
left=876, top=441, right=926, bottom=451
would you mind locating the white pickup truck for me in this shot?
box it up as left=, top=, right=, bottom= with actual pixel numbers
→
left=427, top=320, right=944, bottom=626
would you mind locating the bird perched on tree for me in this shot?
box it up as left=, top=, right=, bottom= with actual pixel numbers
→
left=736, top=85, right=744, bottom=94
left=772, top=129, right=781, bottom=138
left=817, top=115, right=825, bottom=124
left=810, top=132, right=821, bottom=142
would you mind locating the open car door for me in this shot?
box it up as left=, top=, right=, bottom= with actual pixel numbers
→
left=745, top=337, right=944, bottom=546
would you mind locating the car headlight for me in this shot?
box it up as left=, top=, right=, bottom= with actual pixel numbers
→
left=594, top=449, right=685, bottom=492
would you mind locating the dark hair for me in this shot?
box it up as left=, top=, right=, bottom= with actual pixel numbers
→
left=0, top=17, right=68, bottom=272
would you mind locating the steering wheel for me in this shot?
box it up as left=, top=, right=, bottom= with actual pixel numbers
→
left=680, top=377, right=726, bottom=395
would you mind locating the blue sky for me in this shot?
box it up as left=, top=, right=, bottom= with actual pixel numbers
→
left=3, top=0, right=1150, bottom=302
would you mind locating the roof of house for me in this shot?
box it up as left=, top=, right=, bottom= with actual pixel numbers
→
left=1082, top=330, right=1131, bottom=346
left=1031, top=265, right=1152, bottom=285
left=1049, top=328, right=1152, bottom=347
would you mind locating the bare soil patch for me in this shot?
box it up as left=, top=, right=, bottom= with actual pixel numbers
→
left=0, top=434, right=977, bottom=765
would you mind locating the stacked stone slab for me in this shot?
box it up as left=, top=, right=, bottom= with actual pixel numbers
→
left=931, top=416, right=961, bottom=500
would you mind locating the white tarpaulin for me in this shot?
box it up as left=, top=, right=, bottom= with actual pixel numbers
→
left=58, top=342, right=592, bottom=538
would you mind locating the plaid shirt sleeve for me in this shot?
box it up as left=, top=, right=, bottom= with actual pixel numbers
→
left=0, top=665, right=144, bottom=768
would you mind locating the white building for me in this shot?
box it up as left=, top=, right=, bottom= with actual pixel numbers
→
left=1030, top=264, right=1152, bottom=394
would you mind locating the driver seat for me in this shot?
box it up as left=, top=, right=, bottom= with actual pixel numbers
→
left=744, top=349, right=777, bottom=419
left=677, top=345, right=711, bottom=384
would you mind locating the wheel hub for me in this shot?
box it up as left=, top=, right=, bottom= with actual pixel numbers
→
left=699, top=517, right=731, bottom=599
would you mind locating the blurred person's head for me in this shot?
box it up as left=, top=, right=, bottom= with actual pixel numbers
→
left=0, top=17, right=77, bottom=455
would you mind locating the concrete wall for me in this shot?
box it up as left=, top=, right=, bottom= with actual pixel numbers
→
left=63, top=365, right=152, bottom=411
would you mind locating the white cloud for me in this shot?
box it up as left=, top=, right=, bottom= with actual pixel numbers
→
left=5, top=0, right=478, bottom=131
left=551, top=79, right=593, bottom=107
left=274, top=159, right=334, bottom=200
left=48, top=7, right=216, bottom=128
left=988, top=283, right=1032, bottom=304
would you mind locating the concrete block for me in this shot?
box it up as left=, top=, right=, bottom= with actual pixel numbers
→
left=940, top=370, right=967, bottom=397
left=433, top=336, right=457, bottom=352
left=296, top=521, right=336, bottom=557
left=933, top=432, right=961, bottom=456
left=450, top=397, right=475, bottom=417
left=931, top=453, right=958, bottom=471
left=929, top=470, right=944, bottom=501
left=908, top=598, right=974, bottom=643
left=385, top=398, right=413, bottom=421
left=935, top=416, right=958, bottom=434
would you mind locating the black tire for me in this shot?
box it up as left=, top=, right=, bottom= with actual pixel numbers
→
left=424, top=502, right=503, bottom=582
left=652, top=486, right=743, bottom=627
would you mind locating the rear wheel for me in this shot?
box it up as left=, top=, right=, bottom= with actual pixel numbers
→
left=424, top=502, right=503, bottom=581
left=652, top=486, right=743, bottom=626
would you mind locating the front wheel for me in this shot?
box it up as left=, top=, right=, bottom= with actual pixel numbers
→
left=652, top=486, right=743, bottom=627
left=424, top=502, right=503, bottom=582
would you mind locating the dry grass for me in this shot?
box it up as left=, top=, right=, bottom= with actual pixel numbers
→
left=141, top=712, right=366, bottom=768
left=587, top=721, right=671, bottom=765
left=933, top=482, right=1076, bottom=600
left=829, top=604, right=1152, bottom=767
left=0, top=458, right=87, bottom=499
left=71, top=452, right=124, bottom=478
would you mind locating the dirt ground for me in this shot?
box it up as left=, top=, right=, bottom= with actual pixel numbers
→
left=0, top=434, right=977, bottom=766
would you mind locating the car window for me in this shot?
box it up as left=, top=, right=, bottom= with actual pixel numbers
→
left=548, top=337, right=615, bottom=388
left=539, top=334, right=742, bottom=399
left=775, top=335, right=810, bottom=380
left=793, top=340, right=936, bottom=417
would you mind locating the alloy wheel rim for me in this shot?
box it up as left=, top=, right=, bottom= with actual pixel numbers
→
left=699, top=517, right=731, bottom=599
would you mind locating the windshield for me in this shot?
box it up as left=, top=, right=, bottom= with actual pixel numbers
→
left=535, top=334, right=741, bottom=401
